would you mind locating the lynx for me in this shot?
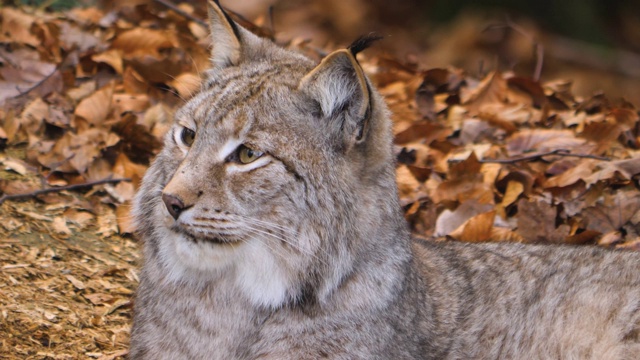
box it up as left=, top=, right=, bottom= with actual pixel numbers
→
left=130, top=1, right=640, bottom=358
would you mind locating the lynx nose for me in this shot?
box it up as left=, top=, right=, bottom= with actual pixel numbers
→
left=162, top=193, right=185, bottom=220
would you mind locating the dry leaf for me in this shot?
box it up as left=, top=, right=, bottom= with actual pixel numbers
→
left=0, top=8, right=40, bottom=46
left=507, top=129, right=588, bottom=156
left=97, top=211, right=119, bottom=237
left=15, top=208, right=52, bottom=222
left=394, top=121, right=452, bottom=145
left=74, top=84, right=114, bottom=126
left=597, top=231, right=623, bottom=246
left=104, top=299, right=131, bottom=316
left=507, top=76, right=548, bottom=108
left=462, top=71, right=507, bottom=114
left=584, top=157, right=640, bottom=187
left=168, top=73, right=202, bottom=99
left=496, top=180, right=524, bottom=219
left=565, top=230, right=601, bottom=245
left=516, top=199, right=570, bottom=243
left=37, top=128, right=120, bottom=173
left=52, top=217, right=72, bottom=236
left=396, top=164, right=423, bottom=203
left=65, top=275, right=86, bottom=290
left=544, top=160, right=597, bottom=188
left=434, top=200, right=494, bottom=237
left=490, top=227, right=525, bottom=243
left=451, top=210, right=496, bottom=242
left=1, top=157, right=34, bottom=176
left=92, top=50, right=124, bottom=74
left=64, top=209, right=95, bottom=229
left=582, top=190, right=640, bottom=234
left=111, top=28, right=178, bottom=58
left=433, top=153, right=494, bottom=205
left=83, top=293, right=114, bottom=305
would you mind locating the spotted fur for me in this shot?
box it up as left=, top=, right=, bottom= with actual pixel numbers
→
left=130, top=1, right=640, bottom=359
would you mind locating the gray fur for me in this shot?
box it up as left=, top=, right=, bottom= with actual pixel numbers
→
left=130, top=2, right=640, bottom=359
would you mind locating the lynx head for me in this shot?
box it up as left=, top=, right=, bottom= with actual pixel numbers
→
left=133, top=0, right=407, bottom=309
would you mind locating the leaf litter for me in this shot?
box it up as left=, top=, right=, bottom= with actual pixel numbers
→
left=1, top=1, right=639, bottom=358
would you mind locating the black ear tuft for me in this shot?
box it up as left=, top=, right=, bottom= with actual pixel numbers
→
left=348, top=33, right=383, bottom=57
left=211, top=0, right=241, bottom=39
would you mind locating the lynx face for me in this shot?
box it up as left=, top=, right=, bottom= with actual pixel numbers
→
left=133, top=1, right=395, bottom=309
left=147, top=67, right=323, bottom=307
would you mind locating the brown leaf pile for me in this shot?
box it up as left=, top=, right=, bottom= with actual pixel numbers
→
left=1, top=1, right=640, bottom=358
left=380, top=64, right=640, bottom=247
left=0, top=233, right=136, bottom=359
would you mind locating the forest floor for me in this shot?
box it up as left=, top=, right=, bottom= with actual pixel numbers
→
left=1, top=1, right=640, bottom=358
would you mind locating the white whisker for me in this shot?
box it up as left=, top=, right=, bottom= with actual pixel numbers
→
left=242, top=227, right=292, bottom=264
left=243, top=217, right=299, bottom=236
left=241, top=217, right=330, bottom=259
left=240, top=220, right=327, bottom=266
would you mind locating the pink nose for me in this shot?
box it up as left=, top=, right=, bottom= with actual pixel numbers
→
left=162, top=193, right=185, bottom=220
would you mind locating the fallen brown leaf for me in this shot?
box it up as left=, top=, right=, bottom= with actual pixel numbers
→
left=74, top=84, right=114, bottom=126
left=462, top=71, right=507, bottom=114
left=450, top=210, right=496, bottom=242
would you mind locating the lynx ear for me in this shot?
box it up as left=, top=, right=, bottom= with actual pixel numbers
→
left=207, top=0, right=241, bottom=68
left=299, top=49, right=371, bottom=144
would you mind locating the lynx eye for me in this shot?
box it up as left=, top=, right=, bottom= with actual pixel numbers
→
left=238, top=145, right=264, bottom=164
left=180, top=127, right=196, bottom=147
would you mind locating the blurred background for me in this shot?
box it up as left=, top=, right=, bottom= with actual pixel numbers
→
left=261, top=0, right=640, bottom=106
left=10, top=0, right=640, bottom=105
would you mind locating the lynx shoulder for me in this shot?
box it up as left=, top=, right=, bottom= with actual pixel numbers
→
left=130, top=1, right=640, bottom=359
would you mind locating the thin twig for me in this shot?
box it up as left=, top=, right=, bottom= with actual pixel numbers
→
left=533, top=43, right=544, bottom=82
left=11, top=50, right=73, bottom=100
left=14, top=65, right=59, bottom=98
left=268, top=5, right=275, bottom=35
left=504, top=17, right=544, bottom=82
left=449, top=149, right=610, bottom=164
left=484, top=16, right=545, bottom=81
left=152, top=0, right=207, bottom=27
left=481, top=149, right=610, bottom=163
left=0, top=178, right=131, bottom=205
left=42, top=154, right=76, bottom=186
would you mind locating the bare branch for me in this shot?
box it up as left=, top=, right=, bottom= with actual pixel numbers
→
left=152, top=0, right=207, bottom=27
left=484, top=17, right=545, bottom=81
left=533, top=43, right=544, bottom=82
left=9, top=49, right=75, bottom=100
left=0, top=178, right=131, bottom=205
left=268, top=5, right=275, bottom=35
left=14, top=64, right=59, bottom=98
left=449, top=149, right=611, bottom=164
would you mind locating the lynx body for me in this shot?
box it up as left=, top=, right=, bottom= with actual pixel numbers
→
left=130, top=2, right=640, bottom=358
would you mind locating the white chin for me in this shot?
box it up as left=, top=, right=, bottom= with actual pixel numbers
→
left=158, top=230, right=292, bottom=309
left=173, top=234, right=241, bottom=271
left=155, top=231, right=242, bottom=285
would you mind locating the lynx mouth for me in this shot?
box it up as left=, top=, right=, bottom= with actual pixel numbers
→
left=185, top=233, right=239, bottom=246
left=171, top=223, right=241, bottom=246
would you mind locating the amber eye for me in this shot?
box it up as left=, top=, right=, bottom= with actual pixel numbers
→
left=180, top=127, right=195, bottom=147
left=238, top=145, right=264, bottom=164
